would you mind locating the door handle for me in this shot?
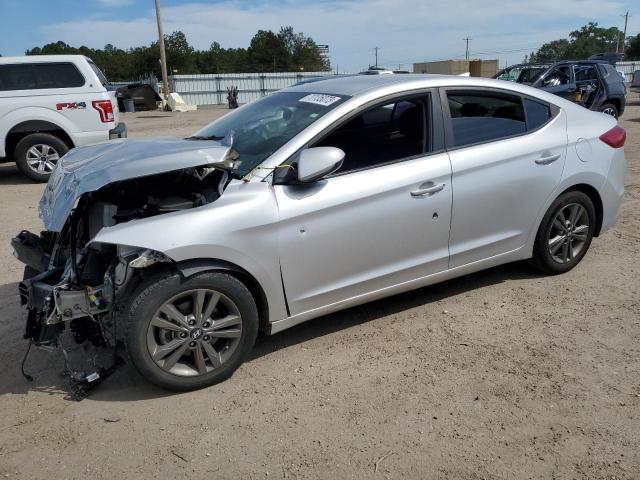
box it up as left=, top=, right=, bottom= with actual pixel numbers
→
left=535, top=153, right=561, bottom=165
left=411, top=183, right=445, bottom=197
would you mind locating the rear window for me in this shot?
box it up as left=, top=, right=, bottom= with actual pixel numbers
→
left=447, top=91, right=526, bottom=147
left=88, top=60, right=109, bottom=86
left=0, top=63, right=85, bottom=91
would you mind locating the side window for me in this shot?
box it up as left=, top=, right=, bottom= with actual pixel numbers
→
left=542, top=66, right=571, bottom=87
left=0, top=63, right=85, bottom=91
left=315, top=95, right=428, bottom=174
left=574, top=65, right=598, bottom=83
left=524, top=98, right=551, bottom=131
left=446, top=91, right=526, bottom=147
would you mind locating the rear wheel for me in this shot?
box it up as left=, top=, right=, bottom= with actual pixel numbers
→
left=598, top=103, right=618, bottom=119
left=531, top=191, right=596, bottom=274
left=125, top=271, right=259, bottom=391
left=14, top=133, right=69, bottom=182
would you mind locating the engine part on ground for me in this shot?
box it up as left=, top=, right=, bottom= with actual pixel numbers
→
left=227, top=86, right=239, bottom=109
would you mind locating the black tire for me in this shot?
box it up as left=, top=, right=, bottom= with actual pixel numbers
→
left=598, top=102, right=618, bottom=119
left=14, top=133, right=69, bottom=182
left=124, top=271, right=259, bottom=391
left=531, top=190, right=596, bottom=275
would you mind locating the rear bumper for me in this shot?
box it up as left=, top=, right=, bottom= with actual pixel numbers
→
left=109, top=122, right=127, bottom=140
left=599, top=148, right=625, bottom=235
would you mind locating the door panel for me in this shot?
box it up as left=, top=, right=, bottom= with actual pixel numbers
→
left=447, top=110, right=567, bottom=267
left=275, top=153, right=452, bottom=315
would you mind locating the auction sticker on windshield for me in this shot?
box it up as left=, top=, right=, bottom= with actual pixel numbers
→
left=299, top=94, right=342, bottom=106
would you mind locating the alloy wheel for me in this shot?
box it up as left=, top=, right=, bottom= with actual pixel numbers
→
left=547, top=203, right=590, bottom=264
left=601, top=107, right=616, bottom=117
left=146, top=288, right=243, bottom=377
left=25, top=144, right=60, bottom=173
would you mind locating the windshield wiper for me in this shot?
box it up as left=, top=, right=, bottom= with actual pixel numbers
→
left=185, top=135, right=226, bottom=141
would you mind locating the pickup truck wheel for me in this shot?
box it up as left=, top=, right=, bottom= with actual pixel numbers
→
left=598, top=103, right=618, bottom=119
left=15, top=133, right=69, bottom=182
left=125, top=271, right=259, bottom=391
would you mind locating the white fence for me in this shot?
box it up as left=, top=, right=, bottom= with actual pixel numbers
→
left=169, top=71, right=336, bottom=106
left=616, top=61, right=640, bottom=83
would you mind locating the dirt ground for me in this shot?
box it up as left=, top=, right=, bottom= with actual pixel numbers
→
left=0, top=102, right=639, bottom=479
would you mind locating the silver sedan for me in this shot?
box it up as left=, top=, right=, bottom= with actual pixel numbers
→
left=15, top=74, right=625, bottom=392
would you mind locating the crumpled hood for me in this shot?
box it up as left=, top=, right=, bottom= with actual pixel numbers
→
left=40, top=138, right=234, bottom=232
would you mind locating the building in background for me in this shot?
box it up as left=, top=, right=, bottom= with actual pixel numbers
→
left=413, top=59, right=498, bottom=77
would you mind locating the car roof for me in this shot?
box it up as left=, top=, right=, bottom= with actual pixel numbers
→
left=0, top=55, right=90, bottom=65
left=281, top=73, right=553, bottom=99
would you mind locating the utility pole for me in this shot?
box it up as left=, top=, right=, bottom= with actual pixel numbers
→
left=374, top=47, right=379, bottom=68
left=155, top=0, right=169, bottom=98
left=621, top=12, right=630, bottom=53
left=463, top=37, right=471, bottom=74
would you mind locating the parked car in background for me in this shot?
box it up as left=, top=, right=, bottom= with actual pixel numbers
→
left=494, top=60, right=626, bottom=118
left=0, top=55, right=126, bottom=181
left=13, top=74, right=625, bottom=393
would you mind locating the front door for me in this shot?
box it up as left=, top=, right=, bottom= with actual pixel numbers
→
left=275, top=93, right=452, bottom=316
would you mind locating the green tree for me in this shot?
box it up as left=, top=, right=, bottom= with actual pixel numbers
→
left=626, top=33, right=640, bottom=60
left=528, top=22, right=624, bottom=64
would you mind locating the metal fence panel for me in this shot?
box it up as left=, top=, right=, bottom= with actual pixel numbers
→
left=168, top=72, right=336, bottom=105
left=616, top=61, right=640, bottom=83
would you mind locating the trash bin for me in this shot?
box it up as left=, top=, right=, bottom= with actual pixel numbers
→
left=123, top=98, right=135, bottom=113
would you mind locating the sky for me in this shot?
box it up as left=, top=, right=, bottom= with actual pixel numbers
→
left=1, top=0, right=638, bottom=72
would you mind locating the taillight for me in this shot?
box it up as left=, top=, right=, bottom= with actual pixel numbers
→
left=599, top=126, right=626, bottom=149
left=92, top=100, right=114, bottom=123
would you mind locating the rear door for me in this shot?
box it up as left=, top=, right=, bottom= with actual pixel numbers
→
left=443, top=88, right=567, bottom=267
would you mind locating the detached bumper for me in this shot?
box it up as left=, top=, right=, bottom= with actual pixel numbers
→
left=109, top=122, right=127, bottom=140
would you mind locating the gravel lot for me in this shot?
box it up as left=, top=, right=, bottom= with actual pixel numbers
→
left=0, top=102, right=639, bottom=479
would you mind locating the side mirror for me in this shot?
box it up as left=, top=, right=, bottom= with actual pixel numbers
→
left=296, top=147, right=345, bottom=183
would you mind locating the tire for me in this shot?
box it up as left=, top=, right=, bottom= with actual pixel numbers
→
left=531, top=191, right=596, bottom=275
left=598, top=102, right=618, bottom=119
left=124, top=271, right=259, bottom=391
left=14, top=133, right=69, bottom=182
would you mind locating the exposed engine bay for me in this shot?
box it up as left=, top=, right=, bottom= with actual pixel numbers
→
left=13, top=142, right=233, bottom=399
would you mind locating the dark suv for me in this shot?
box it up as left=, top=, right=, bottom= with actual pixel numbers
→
left=494, top=60, right=626, bottom=118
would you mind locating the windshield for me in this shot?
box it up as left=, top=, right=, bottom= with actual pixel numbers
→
left=191, top=92, right=349, bottom=177
left=496, top=66, right=547, bottom=84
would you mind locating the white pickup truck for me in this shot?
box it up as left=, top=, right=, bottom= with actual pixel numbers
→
left=0, top=55, right=127, bottom=181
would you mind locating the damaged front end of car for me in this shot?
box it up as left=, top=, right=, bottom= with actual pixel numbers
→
left=12, top=137, right=237, bottom=399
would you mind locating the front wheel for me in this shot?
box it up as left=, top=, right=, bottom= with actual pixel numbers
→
left=125, top=272, right=259, bottom=391
left=531, top=191, right=596, bottom=275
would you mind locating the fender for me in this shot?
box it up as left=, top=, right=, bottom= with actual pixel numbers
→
left=91, top=181, right=289, bottom=323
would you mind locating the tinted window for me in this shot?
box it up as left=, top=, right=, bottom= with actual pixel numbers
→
left=0, top=63, right=85, bottom=91
left=524, top=98, right=551, bottom=130
left=447, top=91, right=526, bottom=147
left=316, top=95, right=428, bottom=173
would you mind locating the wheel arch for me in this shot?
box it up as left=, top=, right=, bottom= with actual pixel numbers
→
left=174, top=258, right=271, bottom=334
left=6, top=120, right=74, bottom=159
left=560, top=183, right=604, bottom=236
